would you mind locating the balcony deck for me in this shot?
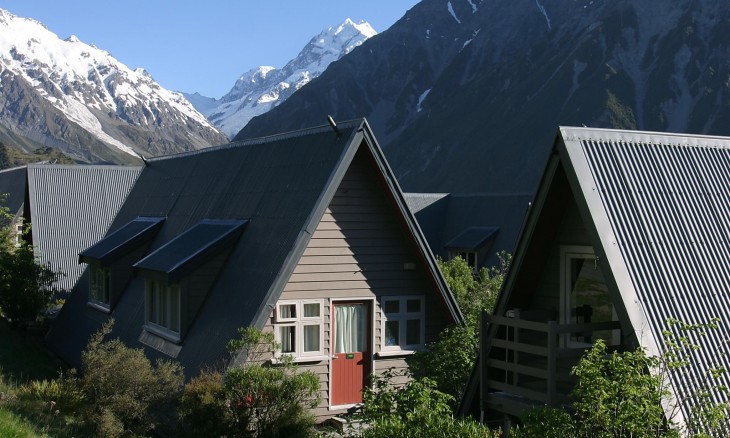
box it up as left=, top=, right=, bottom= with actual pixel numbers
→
left=480, top=312, right=622, bottom=416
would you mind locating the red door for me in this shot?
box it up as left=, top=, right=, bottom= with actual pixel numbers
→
left=331, top=302, right=370, bottom=405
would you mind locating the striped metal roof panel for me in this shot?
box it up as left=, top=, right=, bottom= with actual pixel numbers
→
left=27, top=164, right=143, bottom=291
left=560, top=126, right=730, bottom=426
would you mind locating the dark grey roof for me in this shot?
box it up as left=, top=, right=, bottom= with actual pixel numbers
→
left=48, top=119, right=460, bottom=376
left=405, top=192, right=532, bottom=268
left=0, top=165, right=27, bottom=221
left=27, top=164, right=142, bottom=291
left=134, top=219, right=247, bottom=283
left=444, top=226, right=499, bottom=251
left=79, top=217, right=165, bottom=265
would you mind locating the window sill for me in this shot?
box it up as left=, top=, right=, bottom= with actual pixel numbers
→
left=86, top=301, right=111, bottom=314
left=143, top=324, right=181, bottom=344
left=376, top=349, right=421, bottom=358
left=271, top=355, right=329, bottom=364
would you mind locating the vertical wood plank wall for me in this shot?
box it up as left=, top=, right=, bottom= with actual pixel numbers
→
left=264, top=148, right=450, bottom=419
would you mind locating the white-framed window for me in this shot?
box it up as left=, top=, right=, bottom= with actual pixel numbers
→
left=14, top=222, right=23, bottom=247
left=89, top=266, right=111, bottom=307
left=560, top=246, right=618, bottom=348
left=274, top=300, right=324, bottom=358
left=145, top=281, right=181, bottom=340
left=381, top=296, right=425, bottom=351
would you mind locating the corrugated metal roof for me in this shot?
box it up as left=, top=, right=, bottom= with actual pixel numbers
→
left=134, top=219, right=247, bottom=283
left=79, top=217, right=164, bottom=265
left=560, top=126, right=730, bottom=426
left=26, top=164, right=142, bottom=291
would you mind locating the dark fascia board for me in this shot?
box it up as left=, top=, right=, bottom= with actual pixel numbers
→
left=444, top=226, right=500, bottom=252
left=359, top=119, right=463, bottom=325
left=79, top=217, right=165, bottom=266
left=134, top=219, right=248, bottom=284
left=247, top=120, right=365, bottom=338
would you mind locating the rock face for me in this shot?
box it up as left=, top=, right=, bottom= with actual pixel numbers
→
left=238, top=0, right=730, bottom=194
left=186, top=19, right=376, bottom=138
left=0, top=9, right=227, bottom=164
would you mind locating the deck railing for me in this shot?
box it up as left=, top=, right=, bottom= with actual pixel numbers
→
left=481, top=312, right=622, bottom=410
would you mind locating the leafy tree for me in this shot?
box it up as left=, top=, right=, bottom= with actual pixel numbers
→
left=0, top=202, right=60, bottom=326
left=408, top=252, right=509, bottom=403
left=355, top=370, right=500, bottom=437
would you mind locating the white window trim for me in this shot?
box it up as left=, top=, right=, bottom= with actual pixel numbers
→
left=559, top=245, right=618, bottom=348
left=381, top=295, right=425, bottom=352
left=274, top=299, right=324, bottom=359
left=144, top=281, right=181, bottom=343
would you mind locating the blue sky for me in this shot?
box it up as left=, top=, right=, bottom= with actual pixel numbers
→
left=2, top=1, right=420, bottom=98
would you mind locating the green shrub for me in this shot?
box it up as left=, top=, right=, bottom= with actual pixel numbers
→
left=356, top=370, right=499, bottom=437
left=178, top=370, right=228, bottom=437
left=79, top=319, right=184, bottom=437
left=511, top=405, right=574, bottom=438
left=179, top=327, right=320, bottom=438
left=409, top=253, right=508, bottom=404
left=0, top=243, right=59, bottom=326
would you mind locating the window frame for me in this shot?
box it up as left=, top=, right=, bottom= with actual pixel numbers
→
left=88, top=266, right=112, bottom=310
left=449, top=250, right=478, bottom=272
left=273, top=299, right=325, bottom=359
left=559, top=245, right=619, bottom=348
left=380, top=295, right=425, bottom=353
left=144, top=280, right=182, bottom=342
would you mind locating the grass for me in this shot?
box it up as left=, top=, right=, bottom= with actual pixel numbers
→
left=0, top=318, right=75, bottom=438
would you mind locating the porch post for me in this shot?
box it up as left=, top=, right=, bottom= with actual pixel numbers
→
left=547, top=320, right=557, bottom=406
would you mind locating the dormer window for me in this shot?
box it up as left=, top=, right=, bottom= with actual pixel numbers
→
left=145, top=281, right=181, bottom=340
left=89, top=266, right=111, bottom=309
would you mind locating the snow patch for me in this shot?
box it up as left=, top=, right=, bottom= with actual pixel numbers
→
left=447, top=2, right=462, bottom=24
left=535, top=0, right=552, bottom=30
left=466, top=0, right=478, bottom=13
left=416, top=88, right=431, bottom=112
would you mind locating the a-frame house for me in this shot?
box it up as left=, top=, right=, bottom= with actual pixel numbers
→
left=47, top=119, right=462, bottom=419
left=465, top=126, right=730, bottom=430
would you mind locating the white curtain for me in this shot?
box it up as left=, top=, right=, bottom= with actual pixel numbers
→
left=334, top=304, right=366, bottom=353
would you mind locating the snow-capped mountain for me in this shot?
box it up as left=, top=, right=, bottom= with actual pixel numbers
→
left=185, top=19, right=376, bottom=138
left=0, top=9, right=227, bottom=164
left=240, top=0, right=730, bottom=195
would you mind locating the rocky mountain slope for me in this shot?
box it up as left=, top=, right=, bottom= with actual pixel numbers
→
left=0, top=9, right=227, bottom=164
left=185, top=19, right=376, bottom=138
left=238, top=0, right=730, bottom=194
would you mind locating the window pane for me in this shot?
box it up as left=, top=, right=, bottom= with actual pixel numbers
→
left=169, top=286, right=180, bottom=333
left=279, top=326, right=295, bottom=353
left=303, top=324, right=320, bottom=352
left=406, top=299, right=421, bottom=313
left=383, top=300, right=399, bottom=314
left=406, top=319, right=421, bottom=345
left=385, top=320, right=399, bottom=346
left=279, top=304, right=296, bottom=319
left=334, top=304, right=366, bottom=353
left=303, top=303, right=320, bottom=318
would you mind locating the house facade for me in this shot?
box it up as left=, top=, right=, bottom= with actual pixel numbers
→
left=47, top=119, right=462, bottom=419
left=463, top=127, right=730, bottom=431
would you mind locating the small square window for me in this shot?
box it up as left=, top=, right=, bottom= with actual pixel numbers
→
left=303, top=303, right=320, bottom=318
left=279, top=325, right=296, bottom=353
left=382, top=296, right=425, bottom=352
left=277, top=303, right=296, bottom=321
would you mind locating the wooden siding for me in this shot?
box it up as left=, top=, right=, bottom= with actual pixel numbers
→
left=265, top=149, right=450, bottom=420
left=528, top=197, right=592, bottom=310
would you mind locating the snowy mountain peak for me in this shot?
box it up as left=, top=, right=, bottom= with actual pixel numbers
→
left=188, top=19, right=377, bottom=138
left=0, top=8, right=227, bottom=162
